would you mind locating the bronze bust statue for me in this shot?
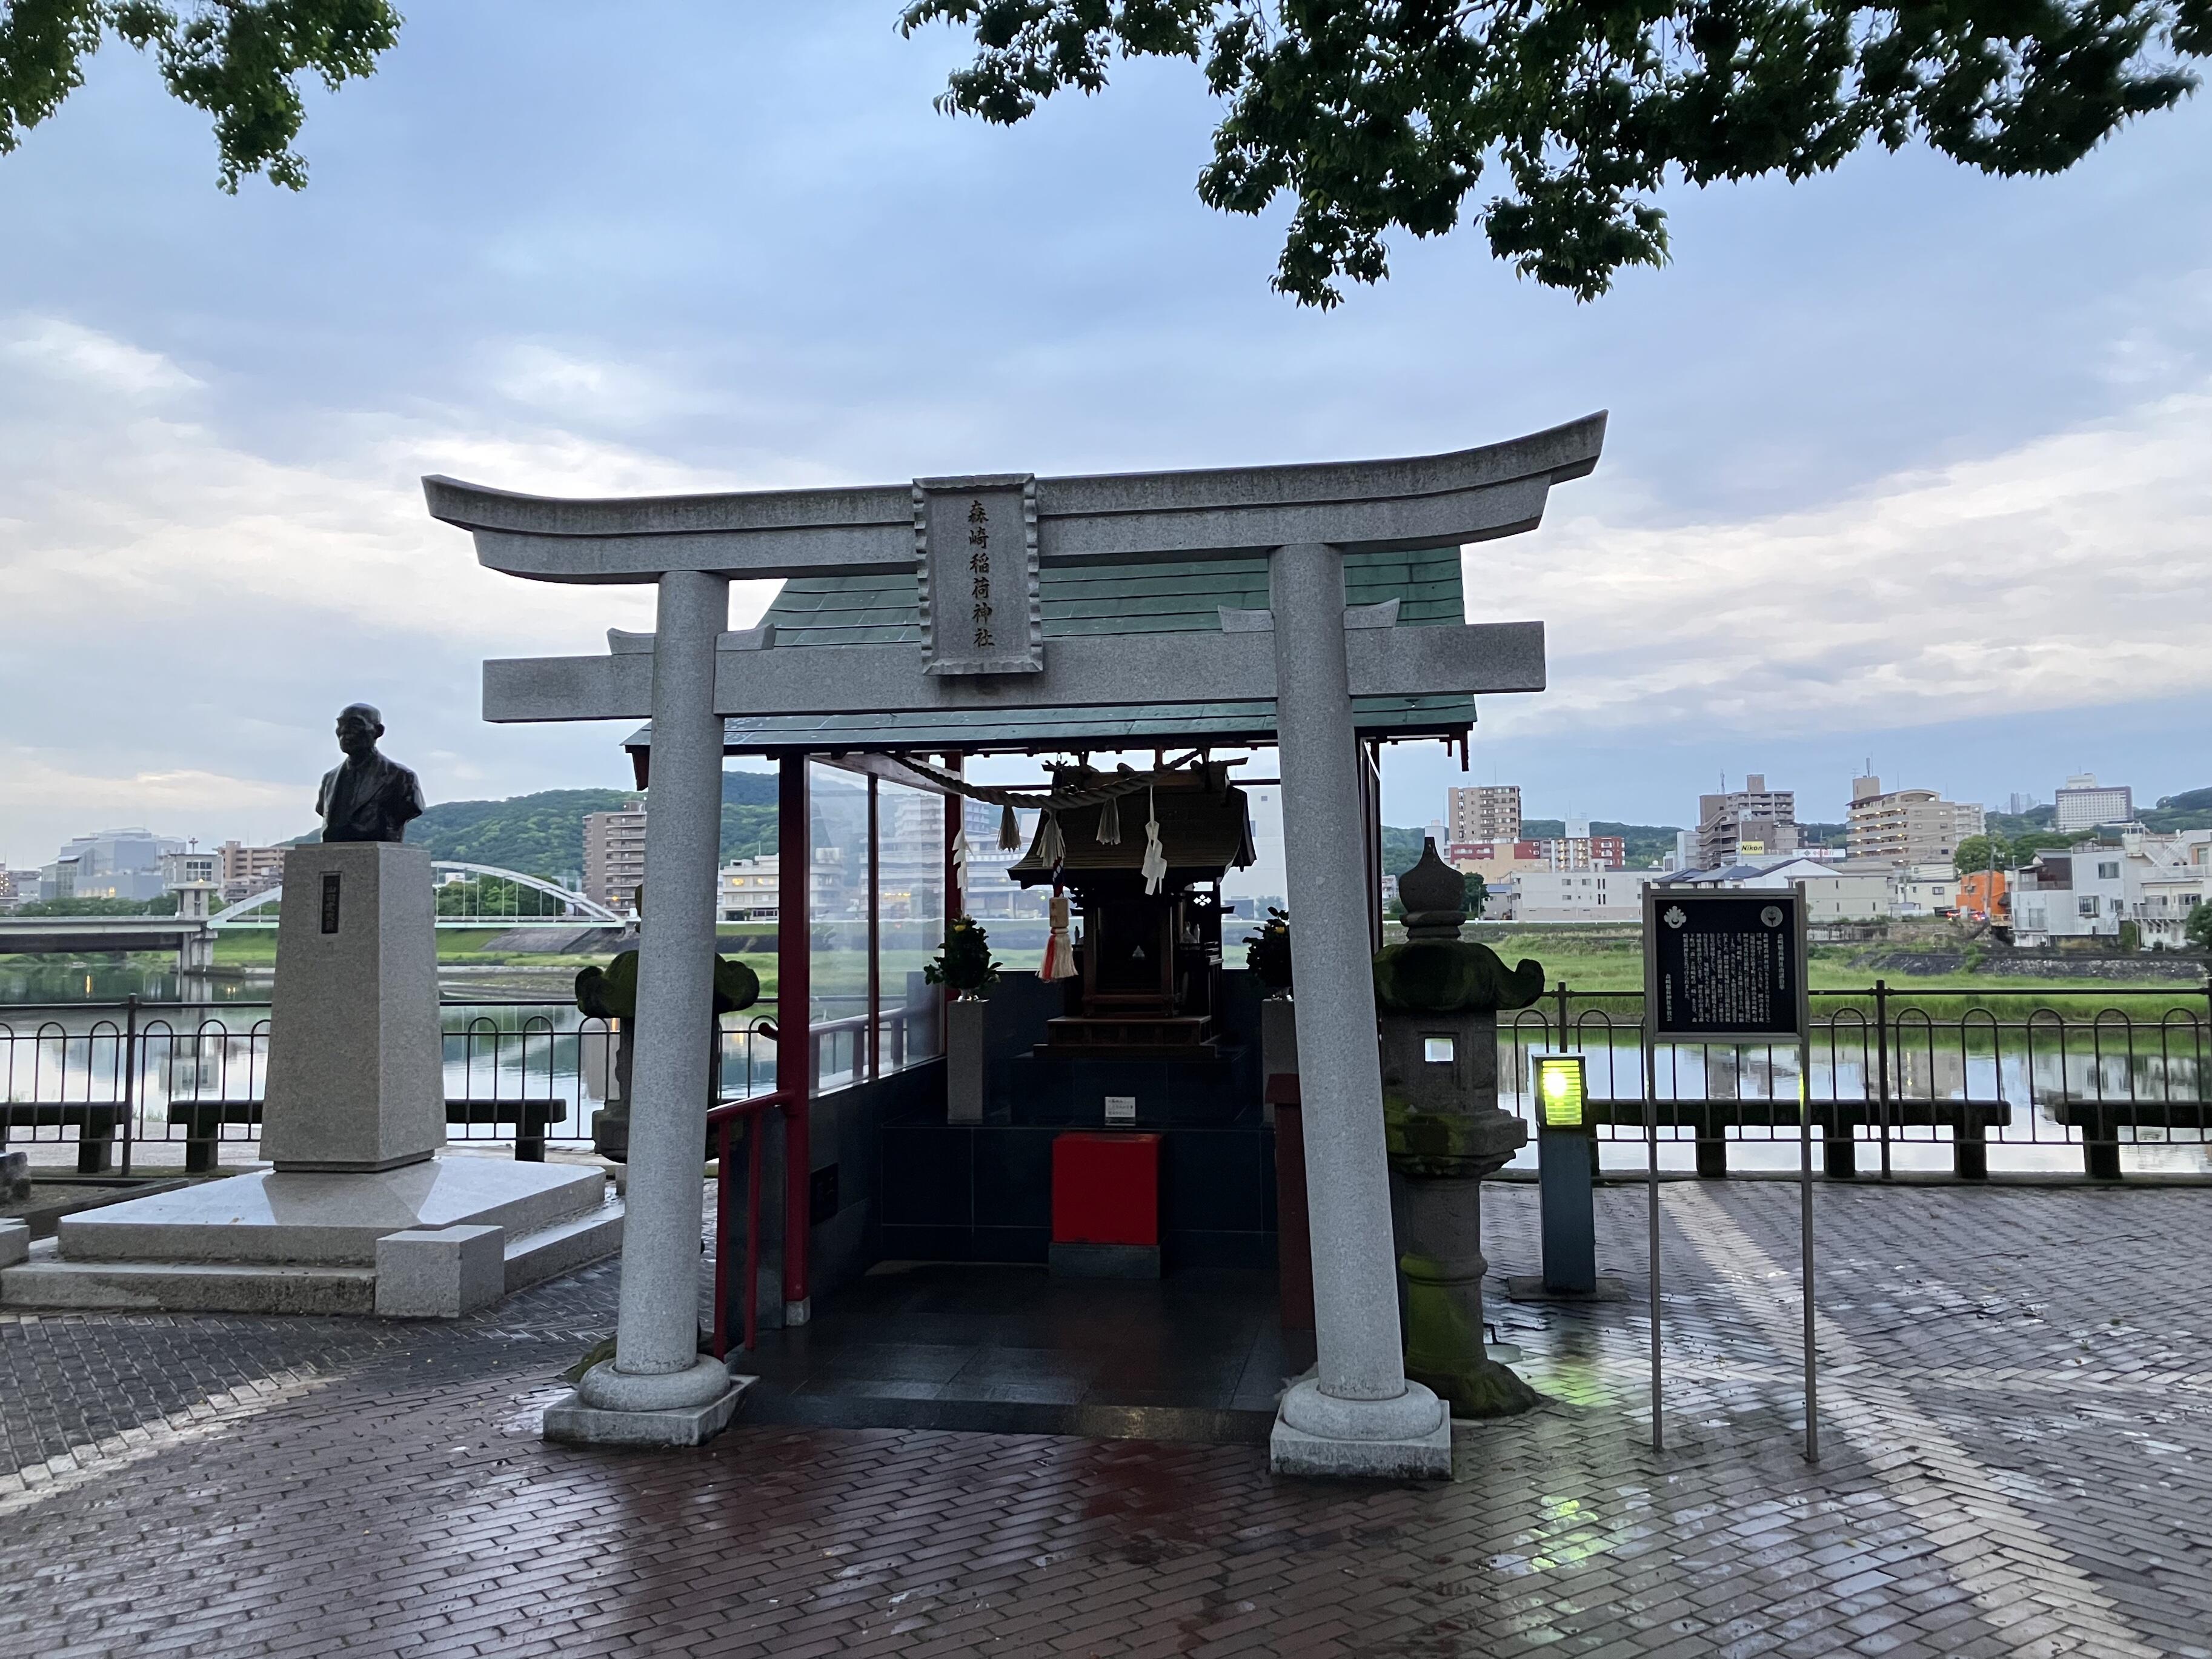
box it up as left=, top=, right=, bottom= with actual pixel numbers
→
left=316, top=703, right=426, bottom=843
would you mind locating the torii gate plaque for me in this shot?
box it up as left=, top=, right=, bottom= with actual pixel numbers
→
left=427, top=412, right=1605, bottom=1477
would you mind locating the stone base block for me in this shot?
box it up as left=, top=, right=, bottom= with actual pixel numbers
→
left=59, top=1157, right=605, bottom=1266
left=1269, top=1377, right=1454, bottom=1480
left=1504, top=1273, right=1630, bottom=1304
left=1049, top=1242, right=1160, bottom=1280
left=542, top=1375, right=754, bottom=1448
left=503, top=1205, right=623, bottom=1293
left=375, top=1224, right=505, bottom=1317
left=2, top=1242, right=376, bottom=1314
left=1269, top=1412, right=1452, bottom=1480
left=0, top=1221, right=27, bottom=1269
left=1, top=1151, right=28, bottom=1203
left=1, top=1157, right=621, bottom=1317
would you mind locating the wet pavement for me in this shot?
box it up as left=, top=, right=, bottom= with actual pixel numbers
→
left=5, top=1179, right=2210, bottom=1658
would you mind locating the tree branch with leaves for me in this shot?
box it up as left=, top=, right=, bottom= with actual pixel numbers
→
left=898, top=0, right=2210, bottom=304
left=1, top=1, right=400, bottom=189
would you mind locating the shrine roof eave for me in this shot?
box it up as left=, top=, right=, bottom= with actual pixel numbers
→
left=619, top=697, right=1475, bottom=784
left=423, top=413, right=1606, bottom=585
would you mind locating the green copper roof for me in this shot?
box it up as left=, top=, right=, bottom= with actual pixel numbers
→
left=628, top=547, right=1479, bottom=758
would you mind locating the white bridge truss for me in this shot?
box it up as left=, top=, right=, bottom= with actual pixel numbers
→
left=210, top=860, right=623, bottom=929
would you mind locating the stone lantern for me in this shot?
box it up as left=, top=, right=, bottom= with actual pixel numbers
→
left=1373, top=838, right=1547, bottom=1417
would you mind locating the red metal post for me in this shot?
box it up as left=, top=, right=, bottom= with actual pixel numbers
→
left=867, top=774, right=881, bottom=1082
left=712, top=1114, right=734, bottom=1357
left=776, top=753, right=811, bottom=1315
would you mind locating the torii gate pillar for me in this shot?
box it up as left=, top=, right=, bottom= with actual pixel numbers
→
left=1267, top=545, right=1450, bottom=1475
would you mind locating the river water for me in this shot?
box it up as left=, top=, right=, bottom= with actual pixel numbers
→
left=5, top=963, right=2204, bottom=1175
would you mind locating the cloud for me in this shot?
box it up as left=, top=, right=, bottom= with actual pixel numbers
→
left=4, top=316, right=203, bottom=398
left=1472, top=382, right=2212, bottom=740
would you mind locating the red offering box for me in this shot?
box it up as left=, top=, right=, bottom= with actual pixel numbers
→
left=1051, top=1132, right=1161, bottom=1246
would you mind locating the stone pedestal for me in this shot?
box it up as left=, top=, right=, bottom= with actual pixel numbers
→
left=593, top=1022, right=633, bottom=1162
left=1259, top=996, right=1297, bottom=1126
left=947, top=997, right=986, bottom=1124
left=261, top=842, right=445, bottom=1173
left=0, top=842, right=624, bottom=1318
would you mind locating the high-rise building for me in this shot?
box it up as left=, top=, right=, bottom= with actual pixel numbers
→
left=1694, top=774, right=1798, bottom=868
left=41, top=827, right=181, bottom=902
left=1845, top=777, right=1985, bottom=866
left=2053, top=774, right=2134, bottom=832
left=583, top=808, right=649, bottom=913
left=1447, top=785, right=1521, bottom=844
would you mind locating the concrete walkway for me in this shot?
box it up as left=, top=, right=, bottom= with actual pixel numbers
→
left=4, top=1182, right=2208, bottom=1658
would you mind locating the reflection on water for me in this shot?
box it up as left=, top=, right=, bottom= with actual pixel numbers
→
left=1494, top=1019, right=2212, bottom=1176
left=0, top=961, right=271, bottom=1007
left=0, top=965, right=785, bottom=1152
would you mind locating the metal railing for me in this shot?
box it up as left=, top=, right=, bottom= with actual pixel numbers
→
left=1498, top=979, right=2212, bottom=1178
left=0, top=996, right=865, bottom=1173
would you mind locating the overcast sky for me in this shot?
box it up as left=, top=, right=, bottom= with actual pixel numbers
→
left=2, top=4, right=2208, bottom=863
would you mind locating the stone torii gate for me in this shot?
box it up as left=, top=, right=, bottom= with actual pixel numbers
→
left=426, top=412, right=1604, bottom=1477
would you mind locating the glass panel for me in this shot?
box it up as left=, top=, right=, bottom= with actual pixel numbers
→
left=1220, top=751, right=1286, bottom=967
left=809, top=763, right=871, bottom=1093
left=958, top=796, right=1049, bottom=973
left=1423, top=1036, right=1455, bottom=1064
left=877, top=775, right=947, bottom=1069
left=716, top=765, right=780, bottom=1099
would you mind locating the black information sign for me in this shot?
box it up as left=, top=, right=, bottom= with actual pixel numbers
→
left=1644, top=888, right=1808, bottom=1040
left=320, top=872, right=342, bottom=936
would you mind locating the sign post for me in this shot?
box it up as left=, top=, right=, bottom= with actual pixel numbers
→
left=1642, top=886, right=1818, bottom=1461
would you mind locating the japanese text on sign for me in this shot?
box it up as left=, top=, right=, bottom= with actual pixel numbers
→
left=1646, top=893, right=1806, bottom=1040
left=967, top=497, right=994, bottom=649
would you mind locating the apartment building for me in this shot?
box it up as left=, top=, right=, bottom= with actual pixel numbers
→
left=1538, top=820, right=1627, bottom=871
left=2126, top=832, right=2211, bottom=948
left=1694, top=774, right=1798, bottom=868
left=217, top=840, right=287, bottom=902
left=1447, top=784, right=1521, bottom=844
left=1893, top=862, right=1960, bottom=917
left=1445, top=839, right=1549, bottom=885
left=1514, top=868, right=1653, bottom=922
left=717, top=851, right=843, bottom=923
left=1666, top=856, right=1896, bottom=922
left=2011, top=848, right=2129, bottom=943
left=1846, top=777, right=1985, bottom=865
left=583, top=808, right=649, bottom=913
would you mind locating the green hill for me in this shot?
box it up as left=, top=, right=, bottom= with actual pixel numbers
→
left=405, top=788, right=638, bottom=883
left=289, top=768, right=789, bottom=886
left=2144, top=787, right=2212, bottom=833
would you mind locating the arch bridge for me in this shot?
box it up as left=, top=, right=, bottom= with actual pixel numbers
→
left=210, top=862, right=624, bottom=930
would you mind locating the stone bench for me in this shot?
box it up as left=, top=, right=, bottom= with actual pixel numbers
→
left=0, top=1103, right=133, bottom=1174
left=163, top=1099, right=571, bottom=1172
left=2047, top=1100, right=2211, bottom=1179
left=1587, top=1099, right=2013, bottom=1180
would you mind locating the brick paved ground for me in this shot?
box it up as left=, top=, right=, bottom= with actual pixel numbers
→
left=5, top=1180, right=2209, bottom=1658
